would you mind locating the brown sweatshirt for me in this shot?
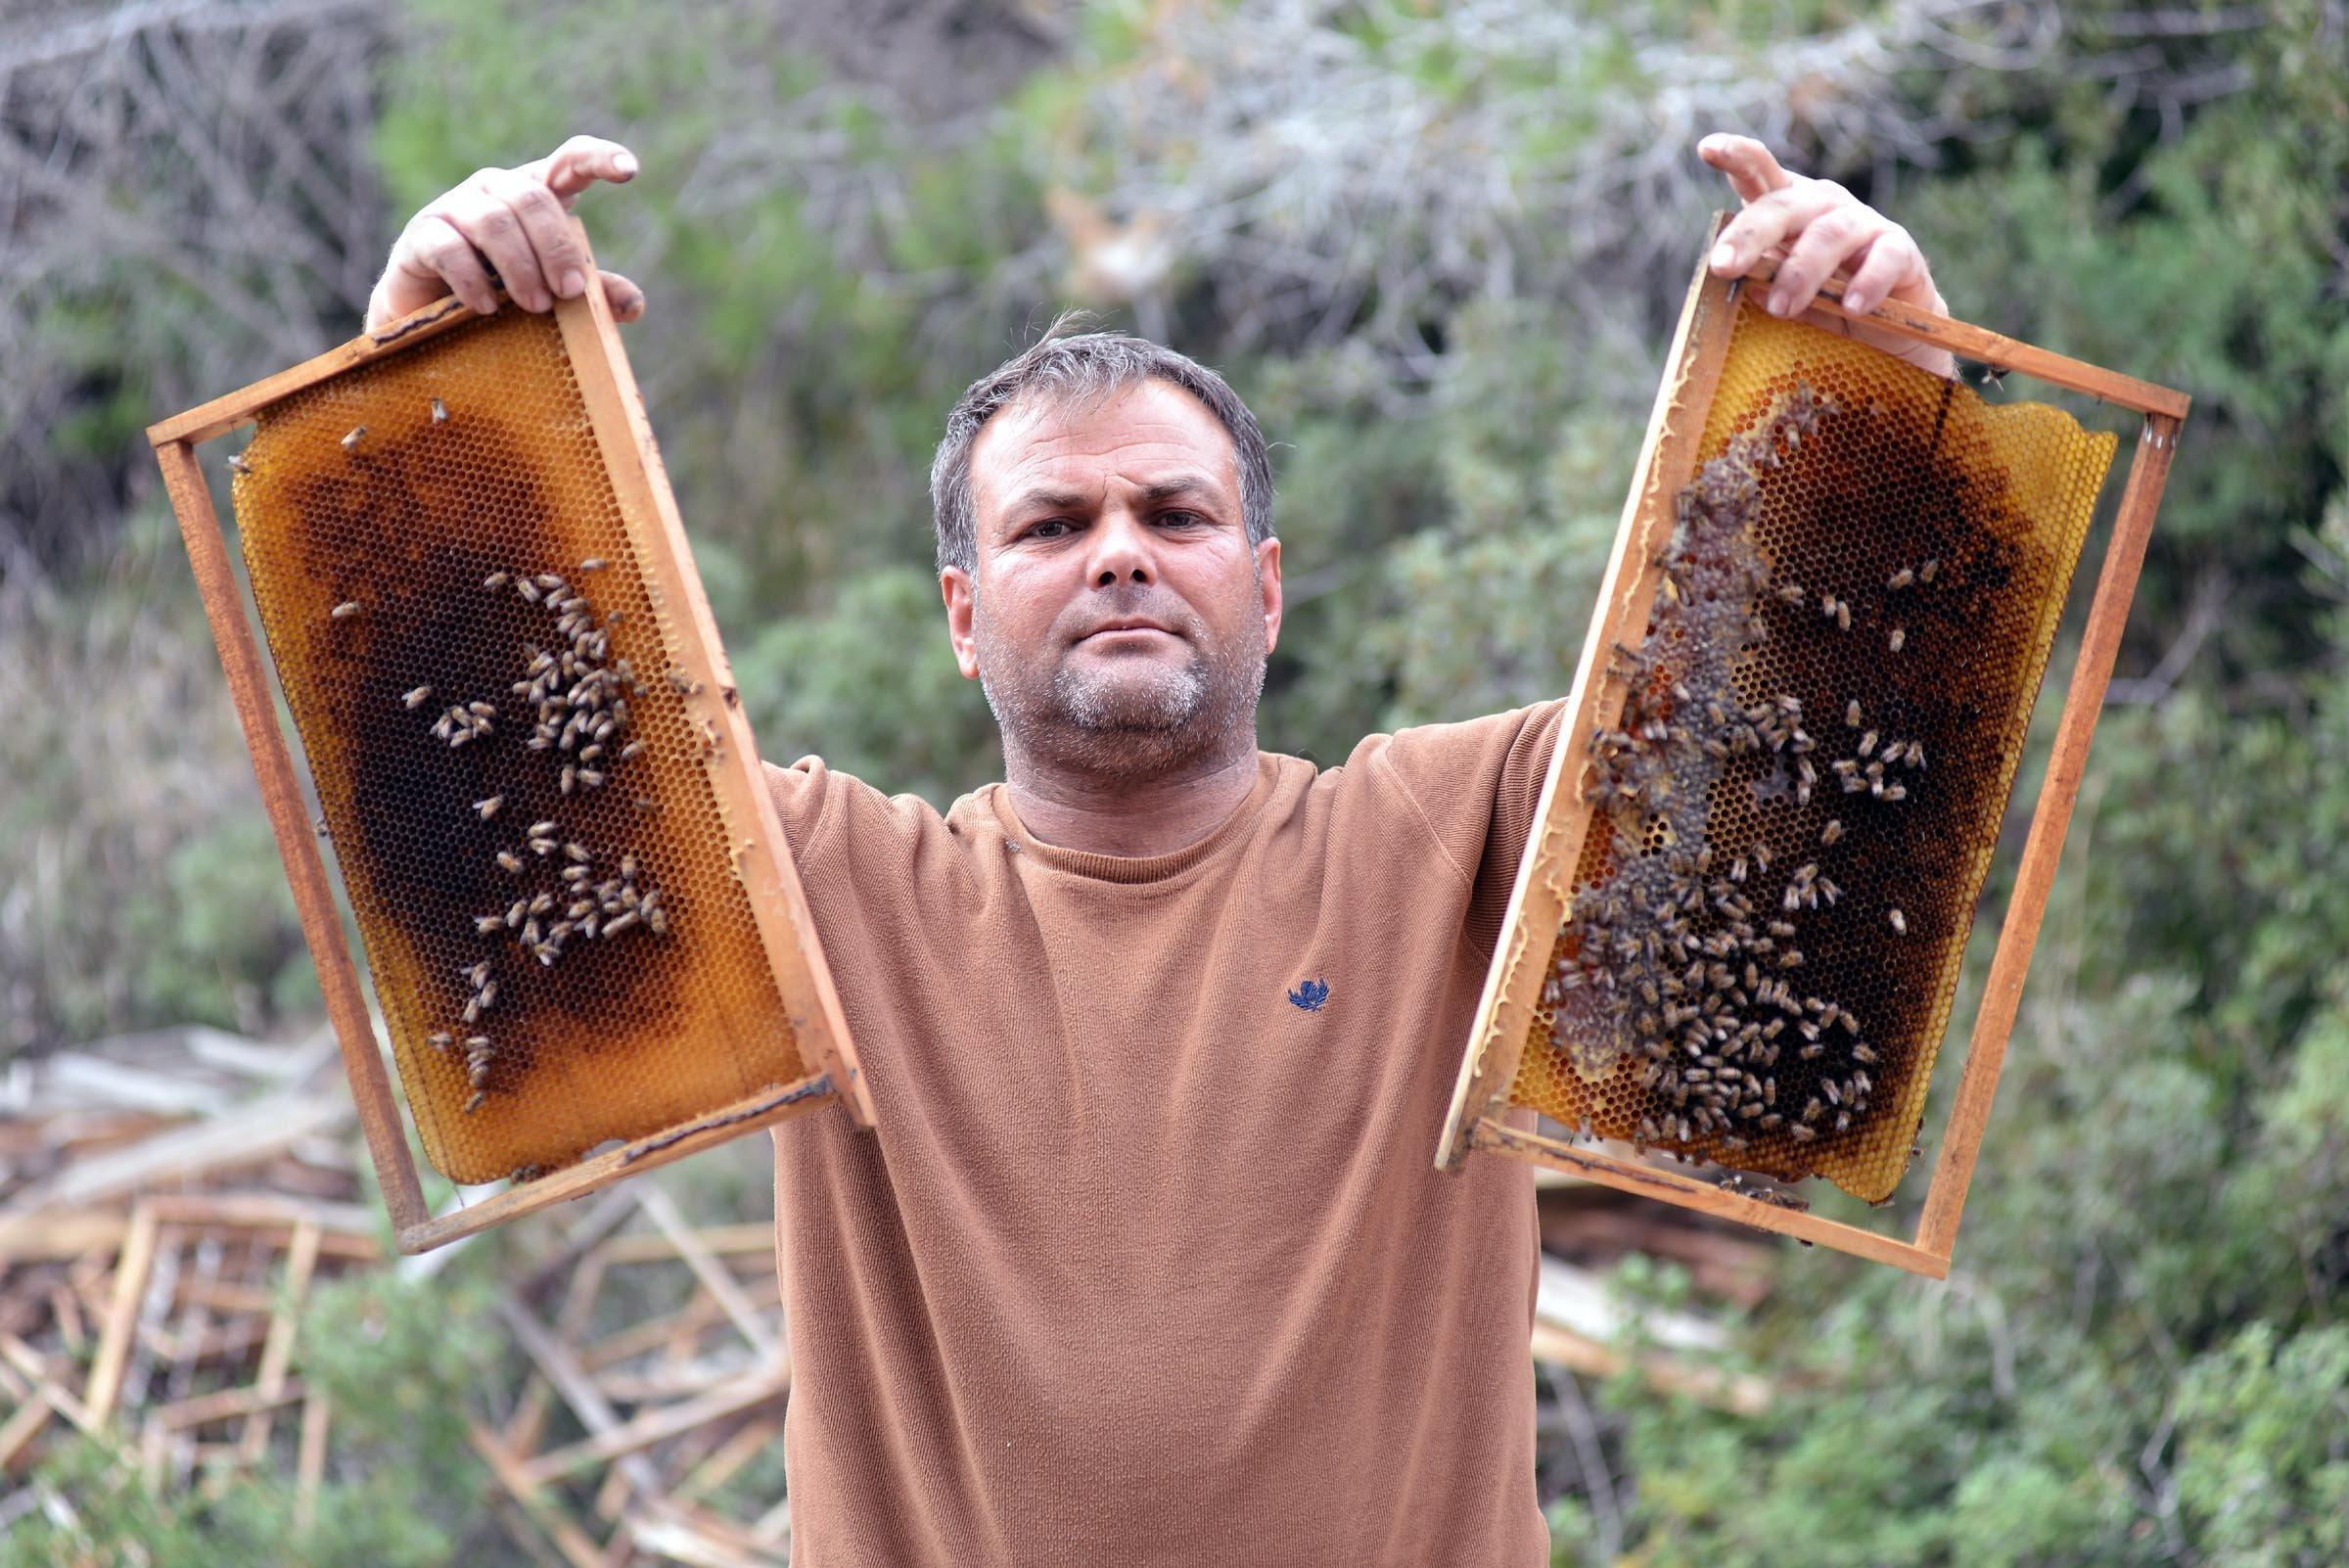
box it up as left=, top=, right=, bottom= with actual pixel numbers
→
left=763, top=696, right=1567, bottom=1567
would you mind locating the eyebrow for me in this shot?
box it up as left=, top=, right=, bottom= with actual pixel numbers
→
left=999, top=473, right=1229, bottom=522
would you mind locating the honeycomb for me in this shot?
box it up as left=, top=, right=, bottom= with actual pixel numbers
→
left=229, top=305, right=808, bottom=1185
left=1510, top=300, right=2118, bottom=1204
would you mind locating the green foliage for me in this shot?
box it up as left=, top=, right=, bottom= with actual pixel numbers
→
left=4, top=1273, right=504, bottom=1568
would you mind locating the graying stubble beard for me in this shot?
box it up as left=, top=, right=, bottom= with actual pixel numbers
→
left=973, top=587, right=1267, bottom=785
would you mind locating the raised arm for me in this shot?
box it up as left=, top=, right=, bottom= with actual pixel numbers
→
left=365, top=135, right=648, bottom=333
left=1696, top=132, right=1959, bottom=382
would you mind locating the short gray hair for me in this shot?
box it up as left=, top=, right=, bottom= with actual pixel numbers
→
left=929, top=312, right=1276, bottom=576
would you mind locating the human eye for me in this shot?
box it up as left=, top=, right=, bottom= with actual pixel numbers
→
left=1157, top=509, right=1207, bottom=528
left=1026, top=518, right=1075, bottom=540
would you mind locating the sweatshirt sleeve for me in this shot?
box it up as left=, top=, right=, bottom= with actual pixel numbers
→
left=1371, top=698, right=1569, bottom=963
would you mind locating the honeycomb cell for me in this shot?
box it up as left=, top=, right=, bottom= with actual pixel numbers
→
left=231, top=306, right=806, bottom=1185
left=1509, top=301, right=2118, bottom=1205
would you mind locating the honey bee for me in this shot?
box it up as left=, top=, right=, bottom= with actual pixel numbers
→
left=464, top=1090, right=486, bottom=1114
left=577, top=767, right=605, bottom=787
left=1888, top=907, right=1908, bottom=934
left=1775, top=581, right=1805, bottom=604
left=1889, top=627, right=1906, bottom=653
left=1836, top=600, right=1852, bottom=631
left=1919, top=558, right=1939, bottom=583
left=535, top=573, right=566, bottom=593
left=560, top=764, right=576, bottom=796
left=1883, top=784, right=1909, bottom=802
left=1819, top=593, right=1838, bottom=621
left=228, top=451, right=252, bottom=476
left=402, top=684, right=433, bottom=710
left=1845, top=699, right=1862, bottom=728
left=646, top=906, right=669, bottom=936
left=330, top=600, right=361, bottom=621
left=579, top=558, right=607, bottom=572
left=528, top=819, right=558, bottom=838
left=495, top=851, right=523, bottom=873
left=484, top=571, right=510, bottom=591
left=1853, top=1042, right=1879, bottom=1064
left=1858, top=729, right=1878, bottom=758
left=620, top=740, right=645, bottom=762
left=1820, top=818, right=1844, bottom=845
left=516, top=578, right=543, bottom=604
left=341, top=425, right=366, bottom=451
left=1888, top=566, right=1914, bottom=589
left=564, top=842, right=591, bottom=862
left=431, top=397, right=449, bottom=424
left=474, top=914, right=503, bottom=935
left=429, top=1031, right=451, bottom=1050
left=474, top=795, right=503, bottom=820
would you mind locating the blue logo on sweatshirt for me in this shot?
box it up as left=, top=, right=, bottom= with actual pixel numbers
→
left=1287, top=978, right=1330, bottom=1013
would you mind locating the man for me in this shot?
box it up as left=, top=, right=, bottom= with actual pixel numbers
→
left=371, top=130, right=1954, bottom=1565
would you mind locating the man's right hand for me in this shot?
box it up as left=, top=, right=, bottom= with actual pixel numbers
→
left=365, top=135, right=648, bottom=334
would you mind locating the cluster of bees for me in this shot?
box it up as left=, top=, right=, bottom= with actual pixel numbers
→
left=1543, top=382, right=1936, bottom=1176
left=315, top=405, right=672, bottom=1123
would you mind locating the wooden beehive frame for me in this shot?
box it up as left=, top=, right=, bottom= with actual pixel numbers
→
left=1436, top=214, right=2189, bottom=1277
left=146, top=219, right=875, bottom=1255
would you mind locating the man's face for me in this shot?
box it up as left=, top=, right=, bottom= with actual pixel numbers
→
left=942, top=378, right=1283, bottom=784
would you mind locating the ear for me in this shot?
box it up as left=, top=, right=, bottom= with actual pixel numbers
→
left=941, top=565, right=981, bottom=680
left=1256, top=535, right=1284, bottom=656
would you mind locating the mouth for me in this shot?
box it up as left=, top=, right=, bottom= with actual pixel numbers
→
left=1077, top=620, right=1177, bottom=644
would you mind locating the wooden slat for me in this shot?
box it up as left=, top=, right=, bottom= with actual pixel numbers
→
left=239, top=1218, right=321, bottom=1462
left=469, top=1423, right=608, bottom=1568
left=551, top=221, right=874, bottom=1133
left=1472, top=1118, right=1950, bottom=1277
left=1915, top=413, right=2186, bottom=1257
left=151, top=438, right=428, bottom=1236
left=632, top=1185, right=779, bottom=1361
left=519, top=1369, right=791, bottom=1489
left=83, top=1202, right=161, bottom=1422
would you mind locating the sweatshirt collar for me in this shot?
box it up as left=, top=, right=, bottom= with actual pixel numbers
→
left=985, top=753, right=1282, bottom=884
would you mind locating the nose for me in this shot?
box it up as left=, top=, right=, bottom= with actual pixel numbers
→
left=1085, top=507, right=1154, bottom=588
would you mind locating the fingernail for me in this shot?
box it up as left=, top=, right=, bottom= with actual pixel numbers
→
left=1765, top=289, right=1784, bottom=316
left=559, top=270, right=585, bottom=299
left=615, top=152, right=637, bottom=175
left=1711, top=240, right=1735, bottom=270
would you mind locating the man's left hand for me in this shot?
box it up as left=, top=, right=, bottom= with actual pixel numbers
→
left=1697, top=132, right=1958, bottom=380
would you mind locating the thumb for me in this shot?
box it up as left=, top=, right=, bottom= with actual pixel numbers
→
left=599, top=270, right=646, bottom=322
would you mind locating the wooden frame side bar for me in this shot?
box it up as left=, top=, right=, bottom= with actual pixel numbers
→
left=149, top=438, right=429, bottom=1236
left=1470, top=1117, right=1949, bottom=1277
left=1913, top=410, right=2184, bottom=1257
left=551, top=220, right=874, bottom=1131
left=1437, top=211, right=1744, bottom=1170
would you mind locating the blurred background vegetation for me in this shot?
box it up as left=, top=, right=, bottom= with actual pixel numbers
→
left=3, top=0, right=2346, bottom=1562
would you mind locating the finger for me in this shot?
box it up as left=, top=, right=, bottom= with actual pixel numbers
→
left=483, top=167, right=591, bottom=302
left=375, top=212, right=496, bottom=328
left=1838, top=227, right=1916, bottom=317
left=1712, top=180, right=1844, bottom=278
left=1768, top=202, right=1881, bottom=317
left=443, top=178, right=553, bottom=311
left=1697, top=133, right=1795, bottom=206
left=599, top=269, right=646, bottom=322
left=528, top=135, right=639, bottom=205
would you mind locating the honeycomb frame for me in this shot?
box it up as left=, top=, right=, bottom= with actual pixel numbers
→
left=1435, top=213, right=2189, bottom=1277
left=148, top=219, right=873, bottom=1254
